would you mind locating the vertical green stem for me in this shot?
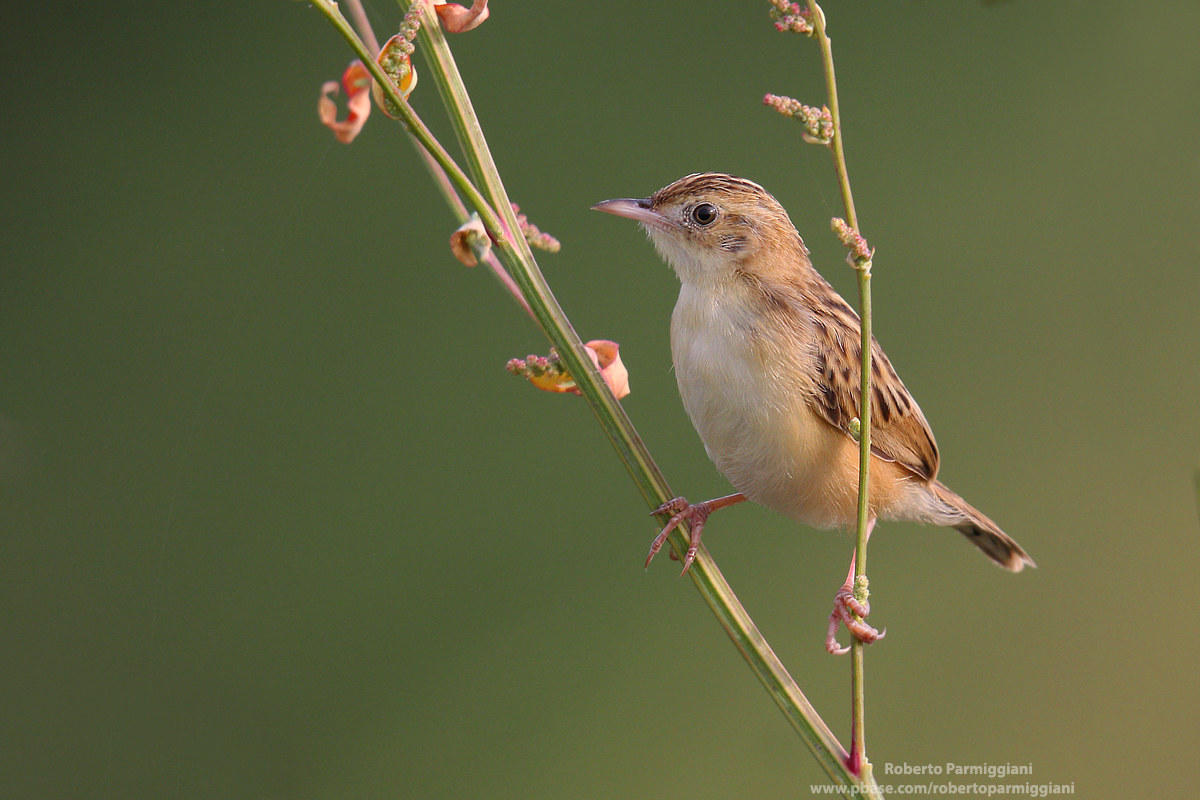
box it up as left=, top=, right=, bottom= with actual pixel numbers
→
left=806, top=2, right=878, bottom=794
left=850, top=266, right=872, bottom=783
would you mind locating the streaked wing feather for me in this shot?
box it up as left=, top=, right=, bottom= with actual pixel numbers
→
left=808, top=288, right=940, bottom=481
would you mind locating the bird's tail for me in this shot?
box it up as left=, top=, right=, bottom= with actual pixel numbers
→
left=929, top=481, right=1035, bottom=572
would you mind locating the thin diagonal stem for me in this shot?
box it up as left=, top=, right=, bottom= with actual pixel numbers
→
left=806, top=2, right=880, bottom=795
left=343, top=0, right=380, bottom=52
left=338, top=0, right=530, bottom=314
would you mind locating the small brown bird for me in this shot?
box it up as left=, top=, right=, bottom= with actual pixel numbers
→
left=593, top=173, right=1033, bottom=653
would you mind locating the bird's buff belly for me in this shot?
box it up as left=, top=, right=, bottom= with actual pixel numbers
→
left=686, top=383, right=866, bottom=528
left=671, top=285, right=911, bottom=528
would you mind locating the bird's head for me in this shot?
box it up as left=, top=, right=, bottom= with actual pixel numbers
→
left=592, top=172, right=808, bottom=287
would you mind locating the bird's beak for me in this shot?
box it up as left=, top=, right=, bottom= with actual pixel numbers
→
left=591, top=197, right=673, bottom=229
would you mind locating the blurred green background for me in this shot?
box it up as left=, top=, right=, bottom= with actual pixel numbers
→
left=3, top=1, right=1198, bottom=797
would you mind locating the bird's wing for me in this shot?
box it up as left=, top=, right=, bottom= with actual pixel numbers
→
left=806, top=288, right=940, bottom=482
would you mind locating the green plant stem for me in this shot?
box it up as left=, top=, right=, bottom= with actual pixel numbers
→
left=312, top=1, right=868, bottom=795
left=809, top=5, right=858, bottom=233
left=806, top=2, right=880, bottom=795
left=850, top=267, right=872, bottom=782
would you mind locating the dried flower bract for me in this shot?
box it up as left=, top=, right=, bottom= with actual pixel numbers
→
left=318, top=61, right=372, bottom=144
left=449, top=214, right=490, bottom=267
left=435, top=0, right=490, bottom=33
left=508, top=341, right=629, bottom=400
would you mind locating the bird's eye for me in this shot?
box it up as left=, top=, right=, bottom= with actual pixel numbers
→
left=690, top=203, right=718, bottom=226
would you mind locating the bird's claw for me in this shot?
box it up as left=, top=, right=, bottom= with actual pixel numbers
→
left=651, top=497, right=690, bottom=519
left=825, top=584, right=884, bottom=655
left=647, top=496, right=709, bottom=574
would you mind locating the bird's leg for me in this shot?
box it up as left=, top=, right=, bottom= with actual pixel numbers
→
left=647, top=493, right=746, bottom=574
left=826, top=518, right=884, bottom=655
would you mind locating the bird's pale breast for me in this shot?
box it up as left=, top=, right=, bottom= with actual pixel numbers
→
left=670, top=282, right=857, bottom=526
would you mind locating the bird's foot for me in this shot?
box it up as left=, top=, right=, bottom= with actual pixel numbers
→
left=825, top=579, right=884, bottom=655
left=647, top=497, right=712, bottom=574
left=646, top=493, right=746, bottom=574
